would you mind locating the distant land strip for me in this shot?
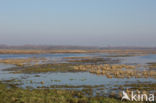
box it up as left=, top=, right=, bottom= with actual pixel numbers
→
left=0, top=45, right=155, bottom=54
left=0, top=49, right=156, bottom=54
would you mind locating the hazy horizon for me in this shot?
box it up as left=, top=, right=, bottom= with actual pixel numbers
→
left=0, top=0, right=156, bottom=47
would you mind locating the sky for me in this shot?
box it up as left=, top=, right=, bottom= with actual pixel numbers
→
left=0, top=0, right=156, bottom=47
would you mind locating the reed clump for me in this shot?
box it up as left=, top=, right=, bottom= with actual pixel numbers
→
left=0, top=57, right=47, bottom=66
left=148, top=62, right=156, bottom=70
left=73, top=64, right=156, bottom=78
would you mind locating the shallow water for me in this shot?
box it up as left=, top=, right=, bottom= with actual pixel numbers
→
left=1, top=53, right=156, bottom=64
left=0, top=53, right=156, bottom=95
left=0, top=53, right=91, bottom=59
left=120, top=54, right=156, bottom=64
left=21, top=72, right=156, bottom=88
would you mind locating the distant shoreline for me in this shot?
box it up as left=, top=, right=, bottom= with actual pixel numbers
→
left=0, top=49, right=156, bottom=54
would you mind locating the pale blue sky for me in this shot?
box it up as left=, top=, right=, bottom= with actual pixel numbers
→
left=0, top=0, right=156, bottom=47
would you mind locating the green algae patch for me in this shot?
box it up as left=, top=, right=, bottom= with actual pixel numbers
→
left=6, top=63, right=82, bottom=74
left=124, top=83, right=156, bottom=91
left=0, top=82, right=136, bottom=103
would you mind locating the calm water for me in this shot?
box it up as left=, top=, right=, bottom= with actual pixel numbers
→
left=0, top=53, right=156, bottom=94
left=0, top=53, right=91, bottom=59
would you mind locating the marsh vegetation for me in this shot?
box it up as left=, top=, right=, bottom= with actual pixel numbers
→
left=0, top=50, right=156, bottom=103
left=0, top=82, right=138, bottom=103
